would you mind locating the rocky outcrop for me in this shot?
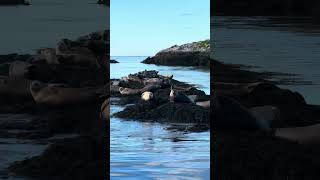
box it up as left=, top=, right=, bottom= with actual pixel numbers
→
left=141, top=40, right=210, bottom=68
left=0, top=31, right=110, bottom=179
left=0, top=0, right=30, bottom=5
left=111, top=70, right=210, bottom=129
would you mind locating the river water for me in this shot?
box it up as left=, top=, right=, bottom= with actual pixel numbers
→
left=110, top=56, right=210, bottom=179
left=212, top=16, right=320, bottom=104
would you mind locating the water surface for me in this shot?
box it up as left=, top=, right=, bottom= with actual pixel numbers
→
left=212, top=16, right=320, bottom=104
left=0, top=0, right=108, bottom=54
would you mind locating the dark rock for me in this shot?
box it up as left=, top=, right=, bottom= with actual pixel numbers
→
left=0, top=0, right=30, bottom=5
left=141, top=40, right=210, bottom=67
left=110, top=59, right=119, bottom=63
left=9, top=136, right=106, bottom=180
left=97, top=0, right=109, bottom=6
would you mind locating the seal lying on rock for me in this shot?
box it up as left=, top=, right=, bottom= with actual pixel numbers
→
left=275, top=124, right=320, bottom=144
left=118, top=87, right=141, bottom=95
left=9, top=61, right=34, bottom=79
left=30, top=81, right=100, bottom=106
left=38, top=48, right=59, bottom=65
left=196, top=100, right=210, bottom=108
left=56, top=39, right=101, bottom=68
left=213, top=95, right=271, bottom=130
left=141, top=91, right=153, bottom=101
left=169, top=87, right=194, bottom=104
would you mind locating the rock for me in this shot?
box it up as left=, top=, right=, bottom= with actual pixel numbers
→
left=9, top=137, right=106, bottom=180
left=141, top=40, right=210, bottom=67
left=110, top=59, right=119, bottom=63
left=0, top=0, right=30, bottom=5
left=56, top=39, right=100, bottom=68
left=248, top=82, right=306, bottom=106
left=97, top=0, right=109, bottom=6
left=37, top=48, right=59, bottom=65
left=213, top=95, right=271, bottom=130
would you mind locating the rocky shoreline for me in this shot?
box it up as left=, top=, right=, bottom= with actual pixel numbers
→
left=142, top=40, right=210, bottom=68
left=0, top=31, right=109, bottom=179
left=211, top=58, right=320, bottom=179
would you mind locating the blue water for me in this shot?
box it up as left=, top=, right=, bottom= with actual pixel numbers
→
left=0, top=0, right=108, bottom=54
left=110, top=56, right=210, bottom=179
left=212, top=16, right=320, bottom=104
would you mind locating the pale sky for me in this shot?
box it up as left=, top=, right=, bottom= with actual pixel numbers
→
left=110, top=0, right=210, bottom=56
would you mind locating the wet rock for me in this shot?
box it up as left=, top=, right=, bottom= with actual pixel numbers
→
left=9, top=136, right=106, bottom=180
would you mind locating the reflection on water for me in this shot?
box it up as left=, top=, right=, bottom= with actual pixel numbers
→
left=110, top=57, right=210, bottom=179
left=212, top=16, right=320, bottom=104
left=0, top=0, right=108, bottom=54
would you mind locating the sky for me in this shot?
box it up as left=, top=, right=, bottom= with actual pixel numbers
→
left=110, top=0, right=210, bottom=56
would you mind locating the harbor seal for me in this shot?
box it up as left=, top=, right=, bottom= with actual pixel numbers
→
left=143, top=78, right=163, bottom=86
left=118, top=87, right=140, bottom=95
left=9, top=61, right=34, bottom=79
left=213, top=95, right=271, bottom=130
left=38, top=48, right=59, bottom=65
left=275, top=124, right=320, bottom=144
left=196, top=100, right=210, bottom=108
left=30, top=81, right=100, bottom=106
left=140, top=84, right=161, bottom=93
left=169, top=87, right=194, bottom=104
left=141, top=91, right=153, bottom=101
left=56, top=39, right=101, bottom=68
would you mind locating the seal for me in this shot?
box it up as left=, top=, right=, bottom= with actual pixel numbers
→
left=56, top=39, right=100, bottom=68
left=169, top=87, right=194, bottom=104
left=30, top=81, right=99, bottom=106
left=141, top=91, right=153, bottom=101
left=38, top=48, right=59, bottom=65
left=275, top=124, right=320, bottom=144
left=143, top=78, right=163, bottom=86
left=118, top=87, right=140, bottom=95
left=140, top=84, right=161, bottom=93
left=9, top=61, right=34, bottom=79
left=213, top=95, right=271, bottom=130
left=196, top=100, right=210, bottom=108
left=100, top=98, right=110, bottom=122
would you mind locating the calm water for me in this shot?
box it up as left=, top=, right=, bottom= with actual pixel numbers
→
left=0, top=0, right=108, bottom=54
left=110, top=56, right=210, bottom=179
left=212, top=16, right=320, bottom=104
